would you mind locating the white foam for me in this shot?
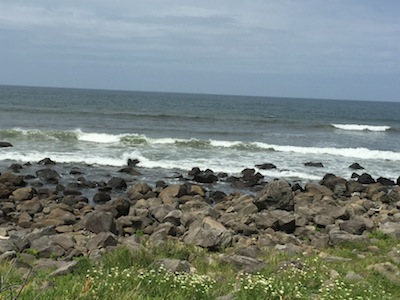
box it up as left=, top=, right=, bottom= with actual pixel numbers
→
left=332, top=124, right=391, bottom=132
left=74, top=129, right=124, bottom=144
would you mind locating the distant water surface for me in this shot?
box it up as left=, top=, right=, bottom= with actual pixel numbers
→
left=0, top=85, right=399, bottom=185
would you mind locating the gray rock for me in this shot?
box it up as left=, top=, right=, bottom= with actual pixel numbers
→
left=367, top=262, right=400, bottom=285
left=36, top=169, right=60, bottom=183
left=84, top=211, right=116, bottom=234
left=87, top=232, right=118, bottom=251
left=219, top=254, right=267, bottom=273
left=17, top=198, right=43, bottom=215
left=254, top=180, right=294, bottom=211
left=339, top=219, right=367, bottom=235
left=153, top=258, right=192, bottom=273
left=329, top=229, right=369, bottom=246
left=49, top=260, right=78, bottom=277
left=183, top=217, right=233, bottom=250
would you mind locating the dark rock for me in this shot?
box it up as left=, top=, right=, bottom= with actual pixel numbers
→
left=377, top=177, right=395, bottom=186
left=357, top=173, right=375, bottom=184
left=107, top=177, right=127, bottom=190
left=254, top=180, right=294, bottom=211
left=320, top=174, right=347, bottom=195
left=127, top=158, right=140, bottom=167
left=349, top=163, right=364, bottom=170
left=8, top=163, right=23, bottom=172
left=38, top=158, right=56, bottom=165
left=188, top=167, right=201, bottom=176
left=193, top=170, right=218, bottom=184
left=304, top=162, right=324, bottom=167
left=118, top=167, right=141, bottom=175
left=339, top=219, right=367, bottom=235
left=36, top=169, right=60, bottom=183
left=70, top=168, right=84, bottom=175
left=291, top=183, right=304, bottom=192
left=83, top=211, right=116, bottom=234
left=93, top=192, right=111, bottom=203
left=0, top=142, right=13, bottom=148
left=255, top=163, right=277, bottom=170
left=351, top=173, right=360, bottom=179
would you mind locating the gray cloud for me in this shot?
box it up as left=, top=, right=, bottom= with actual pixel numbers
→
left=0, top=0, right=399, bottom=101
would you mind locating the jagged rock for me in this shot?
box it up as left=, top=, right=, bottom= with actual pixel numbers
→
left=30, top=235, right=65, bottom=258
left=159, top=184, right=187, bottom=199
left=339, top=219, right=367, bottom=235
left=87, top=232, right=117, bottom=251
left=193, top=169, right=218, bottom=184
left=38, top=158, right=56, bottom=165
left=349, top=163, right=364, bottom=170
left=357, top=173, right=375, bottom=184
left=83, top=211, right=116, bottom=234
left=183, top=217, right=233, bottom=250
left=320, top=174, right=347, bottom=195
left=254, top=180, right=294, bottom=211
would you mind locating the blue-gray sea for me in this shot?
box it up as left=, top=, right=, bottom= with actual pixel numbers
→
left=1, top=85, right=399, bottom=189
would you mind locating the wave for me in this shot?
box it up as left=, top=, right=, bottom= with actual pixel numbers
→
left=331, top=124, right=391, bottom=132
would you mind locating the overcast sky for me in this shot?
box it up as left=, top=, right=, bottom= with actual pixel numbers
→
left=0, top=1, right=399, bottom=101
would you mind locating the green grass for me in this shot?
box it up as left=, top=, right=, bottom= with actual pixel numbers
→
left=0, top=232, right=399, bottom=300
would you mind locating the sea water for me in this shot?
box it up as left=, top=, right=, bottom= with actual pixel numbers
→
left=0, top=85, right=399, bottom=186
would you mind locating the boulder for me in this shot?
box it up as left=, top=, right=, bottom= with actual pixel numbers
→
left=11, top=187, right=35, bottom=201
left=159, top=184, right=187, bottom=199
left=329, top=229, right=369, bottom=246
left=87, top=232, right=118, bottom=251
left=0, top=172, right=26, bottom=186
left=83, top=211, right=116, bottom=234
left=319, top=174, right=347, bottom=195
left=339, top=219, right=367, bottom=235
left=254, top=180, right=294, bottom=211
left=219, top=254, right=267, bottom=273
left=183, top=217, right=233, bottom=250
left=193, top=170, right=218, bottom=184
left=107, top=177, right=127, bottom=190
left=377, top=177, right=395, bottom=186
left=17, top=198, right=43, bottom=214
left=36, top=169, right=60, bottom=183
left=357, top=173, right=375, bottom=184
left=30, top=235, right=65, bottom=258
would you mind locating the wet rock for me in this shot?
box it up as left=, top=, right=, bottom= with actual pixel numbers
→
left=36, top=169, right=60, bottom=184
left=38, top=158, right=57, bottom=165
left=349, top=163, right=364, bottom=170
left=304, top=162, right=324, bottom=167
left=357, top=173, right=375, bottom=184
left=193, top=169, right=218, bottom=184
left=0, top=142, right=13, bottom=148
left=107, top=177, right=127, bottom=190
left=377, top=177, right=395, bottom=186
left=255, top=163, right=277, bottom=170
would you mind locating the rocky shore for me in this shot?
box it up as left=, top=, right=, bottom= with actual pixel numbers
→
left=1, top=158, right=400, bottom=276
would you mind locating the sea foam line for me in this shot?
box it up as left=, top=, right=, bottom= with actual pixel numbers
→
left=331, top=124, right=391, bottom=132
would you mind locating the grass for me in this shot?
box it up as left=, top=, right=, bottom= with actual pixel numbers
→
left=0, top=232, right=399, bottom=299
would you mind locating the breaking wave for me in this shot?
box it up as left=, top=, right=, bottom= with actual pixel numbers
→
left=331, top=124, right=391, bottom=132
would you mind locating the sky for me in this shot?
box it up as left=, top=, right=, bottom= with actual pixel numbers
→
left=0, top=1, right=399, bottom=102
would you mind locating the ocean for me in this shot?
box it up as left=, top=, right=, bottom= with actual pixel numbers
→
left=1, top=85, right=399, bottom=191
